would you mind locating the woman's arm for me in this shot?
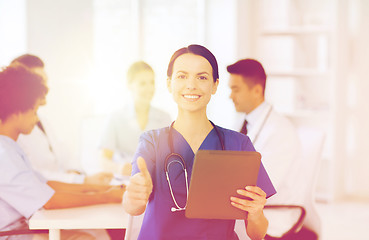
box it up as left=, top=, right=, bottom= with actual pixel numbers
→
left=83, top=172, right=114, bottom=185
left=47, top=180, right=112, bottom=193
left=123, top=157, right=153, bottom=215
left=44, top=183, right=124, bottom=209
left=231, top=186, right=268, bottom=240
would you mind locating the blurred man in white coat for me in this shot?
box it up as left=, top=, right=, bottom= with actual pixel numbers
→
left=227, top=59, right=310, bottom=239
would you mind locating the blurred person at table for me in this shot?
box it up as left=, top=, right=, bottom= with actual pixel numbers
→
left=0, top=64, right=124, bottom=240
left=11, top=54, right=113, bottom=185
left=99, top=61, right=171, bottom=176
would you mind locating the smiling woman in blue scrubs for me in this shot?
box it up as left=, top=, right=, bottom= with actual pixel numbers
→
left=123, top=44, right=276, bottom=240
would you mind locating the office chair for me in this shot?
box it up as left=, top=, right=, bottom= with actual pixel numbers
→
left=0, top=229, right=49, bottom=237
left=264, top=127, right=325, bottom=240
left=0, top=218, right=49, bottom=237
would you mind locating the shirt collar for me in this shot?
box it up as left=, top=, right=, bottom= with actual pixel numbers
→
left=0, top=135, right=27, bottom=159
left=245, top=101, right=269, bottom=130
left=126, top=102, right=155, bottom=131
left=0, top=134, right=16, bottom=143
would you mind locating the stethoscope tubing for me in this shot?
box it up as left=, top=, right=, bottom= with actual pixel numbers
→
left=252, top=105, right=273, bottom=145
left=165, top=120, right=224, bottom=212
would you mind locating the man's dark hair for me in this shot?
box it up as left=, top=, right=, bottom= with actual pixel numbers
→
left=227, top=59, right=267, bottom=94
left=0, top=64, right=48, bottom=121
left=11, top=54, right=44, bottom=68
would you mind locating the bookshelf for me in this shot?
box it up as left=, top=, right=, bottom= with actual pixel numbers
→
left=250, top=0, right=336, bottom=202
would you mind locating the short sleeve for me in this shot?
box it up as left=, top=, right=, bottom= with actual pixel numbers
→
left=131, top=132, right=157, bottom=199
left=256, top=162, right=276, bottom=199
left=131, top=132, right=156, bottom=178
left=241, top=134, right=276, bottom=199
left=0, top=150, right=55, bottom=219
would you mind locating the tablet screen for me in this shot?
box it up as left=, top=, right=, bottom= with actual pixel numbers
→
left=185, top=150, right=261, bottom=220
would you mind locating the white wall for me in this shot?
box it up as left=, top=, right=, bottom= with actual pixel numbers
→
left=0, top=0, right=27, bottom=65
left=206, top=0, right=239, bottom=129
left=27, top=0, right=94, bottom=169
left=334, top=0, right=369, bottom=199
left=21, top=0, right=242, bottom=169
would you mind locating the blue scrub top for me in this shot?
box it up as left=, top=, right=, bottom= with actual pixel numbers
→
left=132, top=125, right=276, bottom=240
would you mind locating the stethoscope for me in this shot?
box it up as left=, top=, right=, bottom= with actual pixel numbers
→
left=251, top=105, right=273, bottom=145
left=165, top=121, right=225, bottom=212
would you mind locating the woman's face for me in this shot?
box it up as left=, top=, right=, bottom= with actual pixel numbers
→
left=167, top=53, right=218, bottom=113
left=15, top=100, right=41, bottom=135
left=129, top=70, right=155, bottom=105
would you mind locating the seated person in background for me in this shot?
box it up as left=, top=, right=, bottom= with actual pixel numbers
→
left=0, top=64, right=124, bottom=240
left=11, top=54, right=112, bottom=185
left=227, top=59, right=303, bottom=238
left=99, top=61, right=171, bottom=176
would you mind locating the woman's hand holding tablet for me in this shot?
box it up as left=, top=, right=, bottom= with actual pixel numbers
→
left=231, top=186, right=267, bottom=221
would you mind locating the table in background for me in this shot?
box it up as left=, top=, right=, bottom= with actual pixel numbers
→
left=29, top=203, right=128, bottom=240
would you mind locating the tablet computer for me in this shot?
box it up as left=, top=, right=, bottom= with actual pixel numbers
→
left=185, top=150, right=261, bottom=220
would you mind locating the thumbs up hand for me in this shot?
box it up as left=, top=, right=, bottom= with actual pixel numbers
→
left=137, top=156, right=152, bottom=182
left=124, top=157, right=153, bottom=214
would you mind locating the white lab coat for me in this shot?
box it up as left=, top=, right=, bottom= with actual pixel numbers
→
left=233, top=102, right=302, bottom=239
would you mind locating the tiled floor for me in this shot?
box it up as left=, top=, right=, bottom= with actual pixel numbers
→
left=316, top=200, right=369, bottom=240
